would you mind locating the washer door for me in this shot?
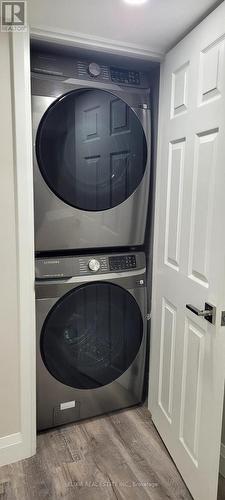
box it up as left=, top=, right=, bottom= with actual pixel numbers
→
left=36, top=88, right=147, bottom=211
left=40, top=282, right=143, bottom=390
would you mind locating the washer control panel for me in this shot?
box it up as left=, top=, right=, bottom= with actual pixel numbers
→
left=109, top=255, right=136, bottom=271
left=35, top=252, right=144, bottom=279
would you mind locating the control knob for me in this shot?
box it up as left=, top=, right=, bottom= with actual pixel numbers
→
left=88, top=62, right=101, bottom=78
left=88, top=259, right=100, bottom=272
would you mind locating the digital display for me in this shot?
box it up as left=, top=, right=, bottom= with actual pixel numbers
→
left=109, top=255, right=136, bottom=271
left=110, top=67, right=140, bottom=85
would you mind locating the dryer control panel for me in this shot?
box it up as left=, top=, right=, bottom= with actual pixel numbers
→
left=31, top=51, right=151, bottom=89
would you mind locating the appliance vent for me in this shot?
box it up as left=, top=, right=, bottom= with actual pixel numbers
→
left=77, top=60, right=88, bottom=77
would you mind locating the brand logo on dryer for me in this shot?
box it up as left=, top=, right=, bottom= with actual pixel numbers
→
left=43, top=260, right=60, bottom=265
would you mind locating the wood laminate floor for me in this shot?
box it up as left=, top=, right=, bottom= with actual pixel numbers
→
left=0, top=406, right=223, bottom=500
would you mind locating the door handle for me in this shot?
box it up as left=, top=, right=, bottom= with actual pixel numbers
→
left=186, top=302, right=216, bottom=325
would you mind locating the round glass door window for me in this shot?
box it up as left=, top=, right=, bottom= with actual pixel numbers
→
left=40, top=282, right=143, bottom=390
left=36, top=89, right=148, bottom=211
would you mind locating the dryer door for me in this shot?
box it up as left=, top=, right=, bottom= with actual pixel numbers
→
left=36, top=88, right=147, bottom=211
left=40, top=282, right=143, bottom=389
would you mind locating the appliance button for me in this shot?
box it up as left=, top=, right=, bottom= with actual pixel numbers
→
left=88, top=259, right=100, bottom=272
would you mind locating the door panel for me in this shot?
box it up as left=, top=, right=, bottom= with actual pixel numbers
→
left=171, top=62, right=189, bottom=117
left=199, top=39, right=224, bottom=104
left=189, top=129, right=218, bottom=286
left=165, top=139, right=185, bottom=270
left=158, top=298, right=176, bottom=423
left=149, top=4, right=225, bottom=500
left=179, top=318, right=204, bottom=465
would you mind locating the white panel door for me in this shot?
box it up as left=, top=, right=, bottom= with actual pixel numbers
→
left=149, top=3, right=225, bottom=500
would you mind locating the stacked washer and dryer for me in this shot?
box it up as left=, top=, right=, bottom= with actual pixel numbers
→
left=32, top=49, right=151, bottom=430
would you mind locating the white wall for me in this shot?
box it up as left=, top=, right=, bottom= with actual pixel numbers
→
left=0, top=31, right=36, bottom=466
left=0, top=32, right=21, bottom=440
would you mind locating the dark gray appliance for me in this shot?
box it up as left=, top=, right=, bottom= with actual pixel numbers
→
left=31, top=52, right=151, bottom=252
left=35, top=251, right=147, bottom=430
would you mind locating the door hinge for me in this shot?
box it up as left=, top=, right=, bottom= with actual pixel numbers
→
left=138, top=103, right=150, bottom=110
left=221, top=311, right=225, bottom=326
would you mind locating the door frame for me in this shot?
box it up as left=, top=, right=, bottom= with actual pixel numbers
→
left=3, top=24, right=160, bottom=466
left=0, top=29, right=36, bottom=466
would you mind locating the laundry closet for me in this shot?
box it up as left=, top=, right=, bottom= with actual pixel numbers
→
left=1, top=2, right=225, bottom=500
left=31, top=42, right=158, bottom=430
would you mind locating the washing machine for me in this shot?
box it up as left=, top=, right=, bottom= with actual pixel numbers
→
left=35, top=251, right=147, bottom=430
left=31, top=51, right=151, bottom=252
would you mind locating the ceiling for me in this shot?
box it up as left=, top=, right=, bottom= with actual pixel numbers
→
left=29, top=0, right=223, bottom=58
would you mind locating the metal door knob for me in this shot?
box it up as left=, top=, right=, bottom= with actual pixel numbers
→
left=186, top=302, right=216, bottom=325
left=88, top=259, right=100, bottom=272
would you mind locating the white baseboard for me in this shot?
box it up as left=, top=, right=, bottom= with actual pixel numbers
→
left=0, top=432, right=22, bottom=449
left=0, top=432, right=35, bottom=467
left=220, top=443, right=225, bottom=479
left=0, top=433, right=23, bottom=467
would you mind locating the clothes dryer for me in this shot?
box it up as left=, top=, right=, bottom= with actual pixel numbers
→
left=32, top=52, right=151, bottom=252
